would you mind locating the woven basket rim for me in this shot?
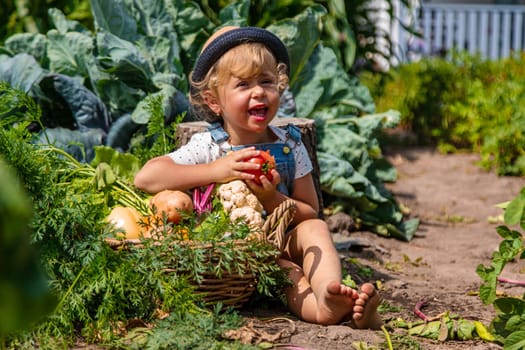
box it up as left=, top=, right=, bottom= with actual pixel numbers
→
left=105, top=236, right=267, bottom=250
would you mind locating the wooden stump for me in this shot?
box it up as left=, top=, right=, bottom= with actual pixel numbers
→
left=175, top=117, right=323, bottom=216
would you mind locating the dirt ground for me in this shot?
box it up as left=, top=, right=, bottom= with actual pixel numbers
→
left=238, top=146, right=525, bottom=349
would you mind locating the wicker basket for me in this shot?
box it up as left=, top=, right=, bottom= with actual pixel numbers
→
left=106, top=199, right=296, bottom=308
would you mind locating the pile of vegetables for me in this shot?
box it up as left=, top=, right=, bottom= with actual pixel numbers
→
left=106, top=183, right=267, bottom=243
left=107, top=190, right=194, bottom=240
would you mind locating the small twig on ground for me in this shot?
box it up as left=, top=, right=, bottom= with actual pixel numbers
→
left=414, top=300, right=446, bottom=322
left=497, top=277, right=525, bottom=286
left=414, top=300, right=429, bottom=321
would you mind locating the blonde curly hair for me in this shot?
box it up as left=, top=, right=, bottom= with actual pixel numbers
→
left=189, top=26, right=289, bottom=123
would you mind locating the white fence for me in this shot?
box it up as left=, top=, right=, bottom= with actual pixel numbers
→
left=393, top=3, right=525, bottom=63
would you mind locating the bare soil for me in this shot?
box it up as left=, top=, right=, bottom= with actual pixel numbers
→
left=238, top=146, right=525, bottom=349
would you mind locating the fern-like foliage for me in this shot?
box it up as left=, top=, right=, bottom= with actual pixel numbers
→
left=1, top=84, right=286, bottom=348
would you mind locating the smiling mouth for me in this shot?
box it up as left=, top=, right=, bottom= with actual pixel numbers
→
left=249, top=107, right=267, bottom=119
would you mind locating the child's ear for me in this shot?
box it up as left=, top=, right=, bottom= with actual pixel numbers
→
left=202, top=90, right=221, bottom=115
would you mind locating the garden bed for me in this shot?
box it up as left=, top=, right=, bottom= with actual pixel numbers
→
left=226, top=146, right=524, bottom=349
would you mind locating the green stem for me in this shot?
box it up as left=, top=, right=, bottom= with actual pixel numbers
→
left=37, top=146, right=83, bottom=168
left=381, top=325, right=393, bottom=350
left=37, top=144, right=149, bottom=211
left=53, top=265, right=86, bottom=314
left=116, top=180, right=145, bottom=203
left=100, top=179, right=147, bottom=212
left=62, top=168, right=95, bottom=181
left=118, top=194, right=147, bottom=214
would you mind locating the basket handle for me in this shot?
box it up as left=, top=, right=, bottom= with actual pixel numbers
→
left=261, top=199, right=296, bottom=252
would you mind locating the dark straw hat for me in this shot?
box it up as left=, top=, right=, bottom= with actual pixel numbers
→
left=192, top=26, right=290, bottom=83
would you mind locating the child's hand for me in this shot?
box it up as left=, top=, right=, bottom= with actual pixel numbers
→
left=246, top=168, right=280, bottom=202
left=212, top=147, right=262, bottom=183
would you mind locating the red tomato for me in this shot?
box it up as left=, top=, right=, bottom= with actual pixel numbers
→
left=244, top=150, right=276, bottom=184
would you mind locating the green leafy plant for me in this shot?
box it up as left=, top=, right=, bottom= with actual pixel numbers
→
left=110, top=307, right=256, bottom=350
left=362, top=51, right=525, bottom=176
left=0, top=155, right=56, bottom=346
left=0, top=1, right=192, bottom=162
left=0, top=0, right=92, bottom=42
left=0, top=82, right=286, bottom=348
left=199, top=0, right=418, bottom=74
left=477, top=187, right=525, bottom=348
left=0, top=84, right=158, bottom=346
left=404, top=313, right=491, bottom=342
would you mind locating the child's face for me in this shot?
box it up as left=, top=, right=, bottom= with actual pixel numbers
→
left=212, top=67, right=280, bottom=136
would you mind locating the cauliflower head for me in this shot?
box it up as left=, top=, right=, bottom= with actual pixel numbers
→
left=217, top=180, right=264, bottom=230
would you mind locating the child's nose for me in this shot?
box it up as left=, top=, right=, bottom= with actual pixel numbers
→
left=252, top=84, right=265, bottom=97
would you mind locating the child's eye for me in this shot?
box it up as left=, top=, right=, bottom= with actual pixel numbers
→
left=235, top=80, right=249, bottom=88
left=261, top=78, right=276, bottom=86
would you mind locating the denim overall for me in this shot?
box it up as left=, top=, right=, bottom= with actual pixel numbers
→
left=208, top=122, right=302, bottom=196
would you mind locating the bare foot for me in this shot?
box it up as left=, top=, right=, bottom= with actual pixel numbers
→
left=352, top=283, right=382, bottom=330
left=316, top=280, right=359, bottom=325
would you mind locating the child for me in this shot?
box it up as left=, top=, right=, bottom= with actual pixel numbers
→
left=134, top=25, right=382, bottom=328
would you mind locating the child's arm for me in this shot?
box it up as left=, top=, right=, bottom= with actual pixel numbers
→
left=290, top=173, right=320, bottom=219
left=134, top=148, right=262, bottom=194
left=134, top=156, right=215, bottom=193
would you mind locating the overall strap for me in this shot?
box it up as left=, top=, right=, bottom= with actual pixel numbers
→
left=285, top=123, right=302, bottom=146
left=208, top=122, right=229, bottom=144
